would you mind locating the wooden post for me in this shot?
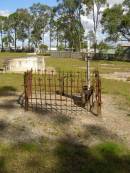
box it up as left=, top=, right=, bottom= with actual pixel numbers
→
left=24, top=72, right=29, bottom=111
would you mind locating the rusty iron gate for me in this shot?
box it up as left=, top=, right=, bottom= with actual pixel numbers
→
left=22, top=70, right=101, bottom=115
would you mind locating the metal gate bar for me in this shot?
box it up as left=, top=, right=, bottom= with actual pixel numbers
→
left=23, top=70, right=102, bottom=116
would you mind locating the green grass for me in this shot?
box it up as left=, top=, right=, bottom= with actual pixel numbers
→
left=0, top=52, right=28, bottom=58
left=102, top=78, right=130, bottom=106
left=0, top=140, right=130, bottom=173
left=0, top=52, right=28, bottom=67
left=45, top=57, right=130, bottom=74
left=0, top=73, right=23, bottom=95
left=0, top=55, right=130, bottom=172
left=0, top=53, right=130, bottom=73
left=0, top=56, right=130, bottom=102
left=45, top=57, right=130, bottom=105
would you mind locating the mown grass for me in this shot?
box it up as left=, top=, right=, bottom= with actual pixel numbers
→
left=0, top=53, right=130, bottom=73
left=102, top=78, right=130, bottom=100
left=0, top=55, right=130, bottom=172
left=45, top=57, right=130, bottom=105
left=0, top=73, right=23, bottom=95
left=0, top=52, right=28, bottom=58
left=0, top=140, right=130, bottom=173
left=1, top=73, right=130, bottom=105
left=0, top=52, right=28, bottom=67
left=45, top=57, right=130, bottom=74
left=0, top=56, right=130, bottom=102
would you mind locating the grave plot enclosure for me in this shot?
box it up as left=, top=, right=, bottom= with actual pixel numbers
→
left=22, top=70, right=101, bottom=115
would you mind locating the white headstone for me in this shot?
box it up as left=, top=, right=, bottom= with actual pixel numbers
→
left=7, top=56, right=45, bottom=72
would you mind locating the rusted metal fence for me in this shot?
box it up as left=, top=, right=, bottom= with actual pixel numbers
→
left=22, top=70, right=102, bottom=115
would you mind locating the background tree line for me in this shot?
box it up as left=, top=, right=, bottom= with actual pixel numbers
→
left=0, top=0, right=129, bottom=54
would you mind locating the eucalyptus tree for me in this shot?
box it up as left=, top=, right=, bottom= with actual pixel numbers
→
left=49, top=7, right=56, bottom=50
left=0, top=16, right=6, bottom=50
left=51, top=17, right=65, bottom=49
left=2, top=35, right=13, bottom=49
left=8, top=12, right=21, bottom=50
left=24, top=11, right=33, bottom=51
left=123, top=0, right=130, bottom=10
left=83, top=0, right=107, bottom=57
left=30, top=3, right=51, bottom=47
left=101, top=2, right=130, bottom=42
left=56, top=0, right=84, bottom=51
left=16, top=9, right=32, bottom=50
left=3, top=17, right=14, bottom=50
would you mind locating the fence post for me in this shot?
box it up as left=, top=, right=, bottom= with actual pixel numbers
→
left=24, top=72, right=29, bottom=111
left=95, top=70, right=102, bottom=115
left=24, top=70, right=33, bottom=111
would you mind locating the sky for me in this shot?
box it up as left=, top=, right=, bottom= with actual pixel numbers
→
left=0, top=0, right=57, bottom=13
left=0, top=0, right=124, bottom=16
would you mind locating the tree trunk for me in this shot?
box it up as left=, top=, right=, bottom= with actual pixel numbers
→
left=94, top=30, right=97, bottom=59
left=14, top=29, right=17, bottom=51
left=22, top=40, right=24, bottom=51
left=57, top=31, right=59, bottom=50
left=43, top=32, right=44, bottom=45
left=64, top=40, right=67, bottom=49
left=94, top=34, right=97, bottom=59
left=28, top=40, right=30, bottom=52
left=50, top=30, right=52, bottom=51
left=78, top=1, right=82, bottom=52
left=9, top=42, right=11, bottom=51
left=94, top=43, right=97, bottom=58
left=1, top=31, right=3, bottom=51
left=28, top=28, right=31, bottom=52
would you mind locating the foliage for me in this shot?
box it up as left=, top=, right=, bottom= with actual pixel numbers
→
left=115, top=45, right=125, bottom=56
left=58, top=44, right=65, bottom=51
left=101, top=1, right=130, bottom=42
left=0, top=4, right=51, bottom=51
left=97, top=41, right=110, bottom=53
left=0, top=16, right=7, bottom=50
left=83, top=0, right=107, bottom=56
left=39, top=44, right=48, bottom=50
left=53, top=0, right=84, bottom=51
left=30, top=3, right=51, bottom=47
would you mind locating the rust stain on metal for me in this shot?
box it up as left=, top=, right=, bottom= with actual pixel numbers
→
left=23, top=70, right=102, bottom=115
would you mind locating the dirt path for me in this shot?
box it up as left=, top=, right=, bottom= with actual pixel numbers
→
left=0, top=95, right=130, bottom=148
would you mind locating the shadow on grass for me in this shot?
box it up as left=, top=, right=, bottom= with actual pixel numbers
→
left=0, top=98, right=18, bottom=110
left=0, top=120, right=8, bottom=131
left=29, top=105, right=73, bottom=125
left=55, top=137, right=130, bottom=173
left=0, top=136, right=130, bottom=173
left=0, top=156, right=7, bottom=173
left=85, top=124, right=120, bottom=142
left=0, top=119, right=34, bottom=144
left=0, top=86, right=17, bottom=96
left=23, top=137, right=130, bottom=173
left=127, top=113, right=130, bottom=117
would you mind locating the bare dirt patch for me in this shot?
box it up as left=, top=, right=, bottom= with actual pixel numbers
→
left=0, top=95, right=130, bottom=148
left=102, top=72, right=130, bottom=81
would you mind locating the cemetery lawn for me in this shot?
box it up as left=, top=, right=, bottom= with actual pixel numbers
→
left=1, top=73, right=130, bottom=108
left=0, top=55, right=130, bottom=172
left=0, top=140, right=130, bottom=173
left=0, top=52, right=29, bottom=67
left=0, top=55, right=130, bottom=105
left=45, top=56, right=130, bottom=74
left=0, top=73, right=23, bottom=95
